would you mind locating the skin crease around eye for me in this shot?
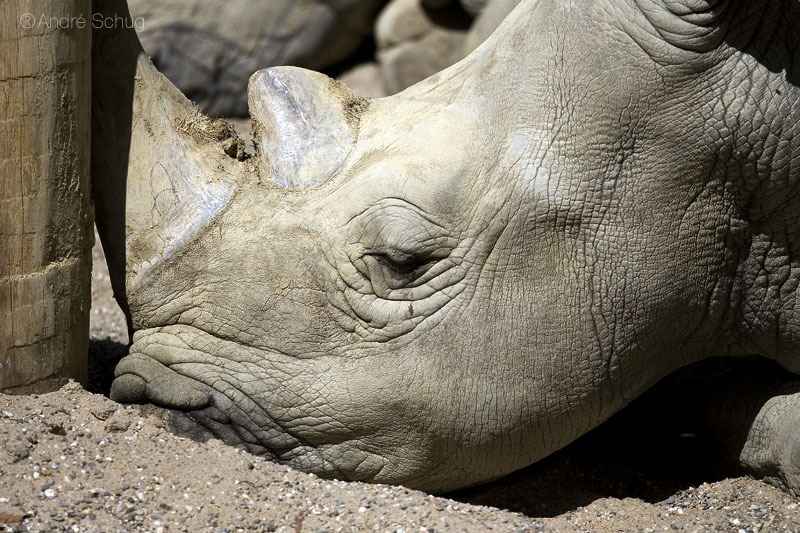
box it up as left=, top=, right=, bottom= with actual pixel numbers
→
left=350, top=200, right=456, bottom=292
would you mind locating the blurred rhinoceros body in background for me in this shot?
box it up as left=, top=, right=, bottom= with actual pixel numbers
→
left=375, top=0, right=521, bottom=93
left=129, top=0, right=521, bottom=114
left=129, top=0, right=387, bottom=116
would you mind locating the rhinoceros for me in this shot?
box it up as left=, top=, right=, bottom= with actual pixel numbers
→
left=92, top=0, right=800, bottom=493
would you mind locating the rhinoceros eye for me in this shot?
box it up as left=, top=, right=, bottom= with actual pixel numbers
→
left=348, top=199, right=453, bottom=292
left=373, top=248, right=435, bottom=275
left=362, top=247, right=440, bottom=290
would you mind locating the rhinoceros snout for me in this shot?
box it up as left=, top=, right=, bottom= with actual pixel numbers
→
left=110, top=352, right=212, bottom=411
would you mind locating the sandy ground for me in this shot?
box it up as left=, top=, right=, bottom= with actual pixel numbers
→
left=1, top=237, right=799, bottom=532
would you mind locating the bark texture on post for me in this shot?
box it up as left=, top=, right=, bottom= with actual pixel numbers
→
left=0, top=1, right=92, bottom=393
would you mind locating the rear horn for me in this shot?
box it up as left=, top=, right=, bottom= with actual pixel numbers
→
left=248, top=67, right=369, bottom=189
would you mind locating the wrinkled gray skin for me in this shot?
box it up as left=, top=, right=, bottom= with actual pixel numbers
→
left=94, top=0, right=800, bottom=493
left=128, top=0, right=386, bottom=116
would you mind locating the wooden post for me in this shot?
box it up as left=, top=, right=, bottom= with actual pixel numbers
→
left=0, top=1, right=92, bottom=393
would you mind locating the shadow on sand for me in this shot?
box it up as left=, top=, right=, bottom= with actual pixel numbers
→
left=448, top=358, right=766, bottom=517
left=88, top=339, right=129, bottom=396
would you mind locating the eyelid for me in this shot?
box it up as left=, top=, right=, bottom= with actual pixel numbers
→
left=349, top=201, right=450, bottom=248
left=347, top=198, right=447, bottom=228
left=382, top=248, right=415, bottom=264
left=365, top=230, right=454, bottom=259
left=371, top=241, right=434, bottom=259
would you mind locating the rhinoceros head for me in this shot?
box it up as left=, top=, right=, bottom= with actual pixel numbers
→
left=94, top=0, right=800, bottom=492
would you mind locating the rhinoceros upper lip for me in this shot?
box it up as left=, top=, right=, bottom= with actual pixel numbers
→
left=110, top=351, right=213, bottom=411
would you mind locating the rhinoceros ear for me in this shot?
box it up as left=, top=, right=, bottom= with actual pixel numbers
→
left=248, top=67, right=369, bottom=189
